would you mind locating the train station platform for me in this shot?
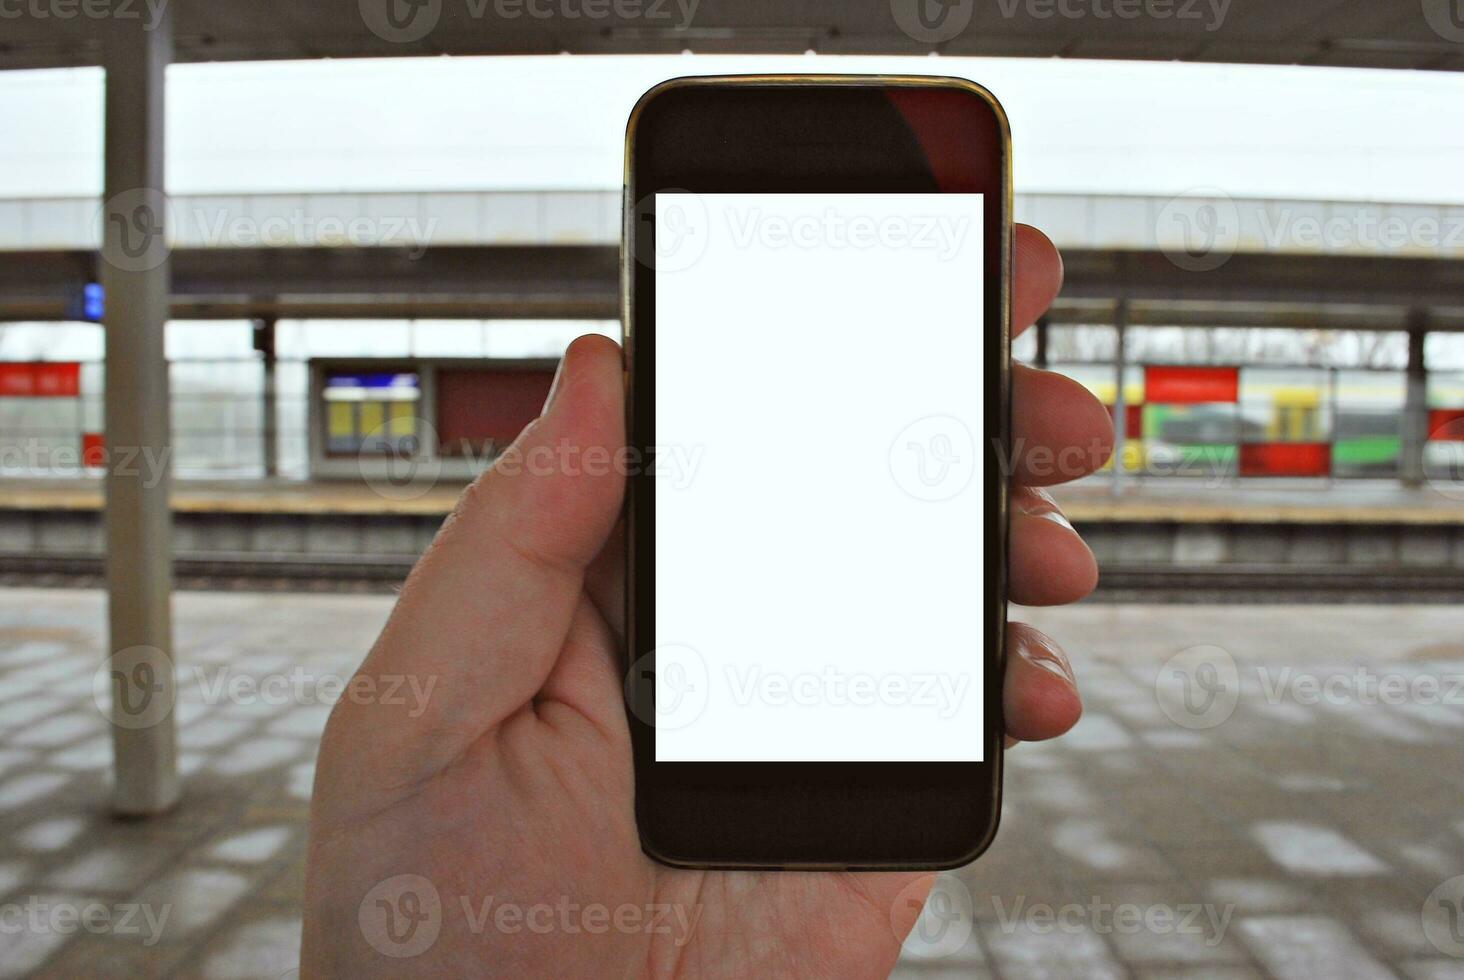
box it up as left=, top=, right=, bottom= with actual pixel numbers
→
left=0, top=477, right=464, bottom=517
left=1, top=477, right=1461, bottom=597
left=1, top=476, right=1461, bottom=524
left=1056, top=481, right=1464, bottom=527
left=0, top=588, right=1460, bottom=976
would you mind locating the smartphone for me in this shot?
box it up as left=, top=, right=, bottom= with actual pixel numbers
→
left=622, top=75, right=1011, bottom=870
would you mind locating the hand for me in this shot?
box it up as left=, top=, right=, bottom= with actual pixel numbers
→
left=301, top=224, right=1113, bottom=978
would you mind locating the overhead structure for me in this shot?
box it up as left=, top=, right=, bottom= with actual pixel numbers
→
left=0, top=0, right=1461, bottom=72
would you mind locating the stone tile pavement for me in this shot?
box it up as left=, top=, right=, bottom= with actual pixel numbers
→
left=0, top=589, right=1461, bottom=978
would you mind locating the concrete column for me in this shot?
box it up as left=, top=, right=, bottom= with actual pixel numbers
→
left=1401, top=310, right=1429, bottom=489
left=100, top=8, right=179, bottom=816
left=1111, top=301, right=1128, bottom=495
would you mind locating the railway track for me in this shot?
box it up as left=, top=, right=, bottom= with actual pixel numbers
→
left=1, top=553, right=1461, bottom=600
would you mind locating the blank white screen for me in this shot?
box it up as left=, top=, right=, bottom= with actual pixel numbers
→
left=654, top=192, right=985, bottom=763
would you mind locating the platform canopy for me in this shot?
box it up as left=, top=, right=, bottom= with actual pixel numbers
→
left=2, top=0, right=1462, bottom=72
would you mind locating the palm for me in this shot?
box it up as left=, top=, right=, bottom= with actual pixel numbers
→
left=304, top=225, right=1108, bottom=978
left=308, top=576, right=925, bottom=978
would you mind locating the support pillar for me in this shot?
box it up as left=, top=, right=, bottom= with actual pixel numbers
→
left=255, top=317, right=279, bottom=479
left=1111, top=300, right=1128, bottom=495
left=1402, top=310, right=1429, bottom=489
left=100, top=8, right=179, bottom=816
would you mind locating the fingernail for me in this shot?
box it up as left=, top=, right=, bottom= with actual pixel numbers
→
left=1012, top=487, right=1056, bottom=515
left=1037, top=510, right=1075, bottom=532
left=1017, top=631, right=1075, bottom=686
left=542, top=355, right=567, bottom=416
left=1014, top=488, right=1075, bottom=532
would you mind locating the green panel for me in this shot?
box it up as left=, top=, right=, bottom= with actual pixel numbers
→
left=1333, top=436, right=1401, bottom=467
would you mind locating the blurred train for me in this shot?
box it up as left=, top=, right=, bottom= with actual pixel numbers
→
left=1081, top=373, right=1420, bottom=479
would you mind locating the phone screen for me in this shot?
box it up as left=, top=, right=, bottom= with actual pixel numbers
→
left=653, top=191, right=986, bottom=763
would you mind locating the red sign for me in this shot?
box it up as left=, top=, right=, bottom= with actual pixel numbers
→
left=1239, top=442, right=1331, bottom=477
left=1428, top=409, right=1464, bottom=442
left=82, top=433, right=106, bottom=468
left=435, top=368, right=556, bottom=457
left=0, top=362, right=81, bottom=398
left=1144, top=366, right=1239, bottom=404
left=1106, top=403, right=1145, bottom=438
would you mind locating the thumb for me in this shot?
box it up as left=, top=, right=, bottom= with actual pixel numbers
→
left=330, top=334, right=626, bottom=782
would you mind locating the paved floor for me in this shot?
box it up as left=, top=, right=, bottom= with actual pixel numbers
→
left=0, top=590, right=1462, bottom=978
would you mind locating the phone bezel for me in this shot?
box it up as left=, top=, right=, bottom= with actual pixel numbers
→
left=623, top=74, right=1013, bottom=870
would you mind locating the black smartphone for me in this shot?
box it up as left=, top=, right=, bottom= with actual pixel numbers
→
left=622, top=75, right=1011, bottom=870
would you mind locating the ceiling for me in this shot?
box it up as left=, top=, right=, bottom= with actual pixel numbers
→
left=2, top=0, right=1462, bottom=72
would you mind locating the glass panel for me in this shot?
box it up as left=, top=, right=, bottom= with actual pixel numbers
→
left=1128, top=327, right=1406, bottom=369
left=1426, top=334, right=1464, bottom=372
left=1046, top=325, right=1116, bottom=363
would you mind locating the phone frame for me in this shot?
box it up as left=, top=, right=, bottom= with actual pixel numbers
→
left=623, top=74, right=1013, bottom=870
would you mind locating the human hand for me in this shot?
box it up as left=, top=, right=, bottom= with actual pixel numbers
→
left=301, top=224, right=1113, bottom=978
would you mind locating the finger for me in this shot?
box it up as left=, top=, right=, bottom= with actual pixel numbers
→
left=1011, top=362, right=1114, bottom=486
left=1008, top=487, right=1097, bottom=606
left=1003, top=623, right=1082, bottom=745
left=1013, top=223, right=1063, bottom=338
left=333, top=335, right=626, bottom=766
